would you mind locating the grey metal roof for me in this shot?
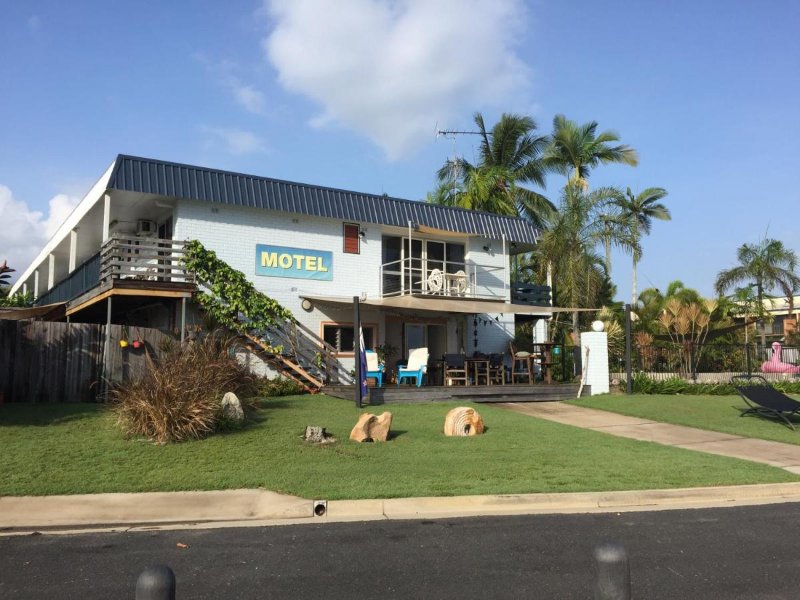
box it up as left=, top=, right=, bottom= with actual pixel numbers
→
left=107, top=154, right=539, bottom=245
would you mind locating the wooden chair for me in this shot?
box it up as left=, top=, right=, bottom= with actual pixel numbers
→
left=444, top=353, right=468, bottom=386
left=509, top=342, right=533, bottom=384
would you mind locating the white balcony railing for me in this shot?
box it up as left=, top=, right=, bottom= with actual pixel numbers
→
left=380, top=258, right=506, bottom=301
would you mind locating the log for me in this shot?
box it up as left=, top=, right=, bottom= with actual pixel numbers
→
left=350, top=411, right=393, bottom=442
left=443, top=407, right=485, bottom=436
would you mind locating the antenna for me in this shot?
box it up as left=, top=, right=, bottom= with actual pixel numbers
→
left=434, top=126, right=488, bottom=201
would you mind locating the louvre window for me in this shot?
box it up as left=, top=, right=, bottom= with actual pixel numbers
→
left=343, top=223, right=360, bottom=254
left=323, top=323, right=375, bottom=353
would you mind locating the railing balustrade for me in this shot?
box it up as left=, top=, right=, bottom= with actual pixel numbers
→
left=99, top=235, right=194, bottom=284
left=380, top=258, right=506, bottom=300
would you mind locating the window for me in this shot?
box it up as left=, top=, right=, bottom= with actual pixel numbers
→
left=343, top=223, right=360, bottom=254
left=323, top=323, right=375, bottom=353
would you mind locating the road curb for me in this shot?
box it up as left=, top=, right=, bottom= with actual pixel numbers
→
left=5, top=483, right=800, bottom=535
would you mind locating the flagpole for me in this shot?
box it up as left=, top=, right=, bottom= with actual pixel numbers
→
left=353, top=296, right=364, bottom=408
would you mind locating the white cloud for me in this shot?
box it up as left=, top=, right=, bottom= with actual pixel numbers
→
left=262, top=0, right=532, bottom=160
left=234, top=84, right=267, bottom=115
left=198, top=56, right=267, bottom=115
left=0, top=185, right=80, bottom=279
left=202, top=127, right=267, bottom=155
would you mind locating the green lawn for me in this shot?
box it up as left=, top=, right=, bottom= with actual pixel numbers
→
left=1, top=395, right=797, bottom=498
left=573, top=393, right=800, bottom=445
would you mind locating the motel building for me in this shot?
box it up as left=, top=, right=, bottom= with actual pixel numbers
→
left=10, top=155, right=562, bottom=395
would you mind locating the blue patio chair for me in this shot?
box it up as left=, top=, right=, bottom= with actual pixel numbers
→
left=397, top=347, right=429, bottom=387
left=365, top=349, right=384, bottom=387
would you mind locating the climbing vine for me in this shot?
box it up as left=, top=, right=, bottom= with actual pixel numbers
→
left=181, top=240, right=294, bottom=343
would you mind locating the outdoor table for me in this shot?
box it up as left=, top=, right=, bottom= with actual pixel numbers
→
left=465, top=358, right=490, bottom=385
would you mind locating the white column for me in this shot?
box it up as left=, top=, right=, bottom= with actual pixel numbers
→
left=22, top=282, right=28, bottom=295
left=580, top=331, right=609, bottom=395
left=34, top=270, right=39, bottom=298
left=102, top=193, right=111, bottom=242
left=47, top=254, right=55, bottom=290
left=69, top=229, right=78, bottom=272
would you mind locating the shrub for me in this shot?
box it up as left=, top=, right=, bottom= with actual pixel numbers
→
left=112, top=331, right=260, bottom=443
left=258, top=376, right=306, bottom=397
left=628, top=373, right=800, bottom=395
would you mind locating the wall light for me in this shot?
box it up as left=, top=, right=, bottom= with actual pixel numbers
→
left=301, top=299, right=313, bottom=312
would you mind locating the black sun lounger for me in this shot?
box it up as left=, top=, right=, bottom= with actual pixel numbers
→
left=732, top=375, right=800, bottom=430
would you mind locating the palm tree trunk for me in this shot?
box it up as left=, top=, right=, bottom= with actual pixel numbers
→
left=632, top=256, right=638, bottom=308
left=604, top=237, right=611, bottom=277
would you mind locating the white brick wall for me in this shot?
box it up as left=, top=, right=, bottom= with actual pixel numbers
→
left=173, top=200, right=517, bottom=368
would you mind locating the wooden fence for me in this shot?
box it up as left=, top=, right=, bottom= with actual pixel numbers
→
left=0, top=320, right=176, bottom=403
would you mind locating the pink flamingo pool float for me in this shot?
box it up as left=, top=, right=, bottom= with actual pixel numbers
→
left=761, top=342, right=800, bottom=374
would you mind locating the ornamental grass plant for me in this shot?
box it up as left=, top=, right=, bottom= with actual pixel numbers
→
left=112, top=331, right=259, bottom=443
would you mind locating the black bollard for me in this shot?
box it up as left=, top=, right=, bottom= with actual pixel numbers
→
left=136, top=564, right=176, bottom=600
left=593, top=541, right=631, bottom=600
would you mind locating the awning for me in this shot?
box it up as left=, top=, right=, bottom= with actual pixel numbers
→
left=0, top=302, right=67, bottom=321
left=300, top=294, right=598, bottom=315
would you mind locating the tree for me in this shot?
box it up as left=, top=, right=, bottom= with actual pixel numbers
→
left=616, top=187, right=671, bottom=306
left=714, top=238, right=800, bottom=346
left=543, top=114, right=639, bottom=191
left=535, top=184, right=625, bottom=331
left=0, top=260, right=13, bottom=290
left=431, top=112, right=557, bottom=229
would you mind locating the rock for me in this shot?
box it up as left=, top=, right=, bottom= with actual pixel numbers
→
left=304, top=426, right=335, bottom=444
left=443, top=406, right=485, bottom=436
left=221, top=392, right=244, bottom=423
left=349, top=411, right=393, bottom=442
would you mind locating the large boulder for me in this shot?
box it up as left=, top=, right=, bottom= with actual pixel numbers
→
left=443, top=406, right=485, bottom=437
left=350, top=411, right=393, bottom=442
left=221, top=392, right=244, bottom=423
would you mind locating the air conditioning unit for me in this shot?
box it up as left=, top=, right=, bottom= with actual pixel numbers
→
left=136, top=219, right=157, bottom=237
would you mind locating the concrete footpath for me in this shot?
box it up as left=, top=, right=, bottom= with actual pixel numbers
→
left=6, top=403, right=800, bottom=535
left=499, top=401, right=800, bottom=474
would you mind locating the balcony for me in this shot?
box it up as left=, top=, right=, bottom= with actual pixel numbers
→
left=36, top=236, right=194, bottom=307
left=380, top=258, right=507, bottom=301
left=99, top=235, right=194, bottom=284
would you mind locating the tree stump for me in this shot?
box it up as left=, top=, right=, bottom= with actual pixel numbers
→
left=443, top=407, right=484, bottom=436
left=304, top=426, right=335, bottom=444
left=350, top=412, right=393, bottom=442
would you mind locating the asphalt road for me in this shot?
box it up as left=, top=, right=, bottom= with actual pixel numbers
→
left=3, top=503, right=800, bottom=599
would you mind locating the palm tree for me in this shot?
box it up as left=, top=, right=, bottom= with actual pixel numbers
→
left=714, top=238, right=800, bottom=346
left=535, top=184, right=624, bottom=330
left=616, top=187, right=671, bottom=307
left=596, top=201, right=640, bottom=278
left=544, top=114, right=639, bottom=191
left=431, top=112, right=557, bottom=229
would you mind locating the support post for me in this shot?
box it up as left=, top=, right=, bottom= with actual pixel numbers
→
left=624, top=304, right=632, bottom=394
left=353, top=296, right=363, bottom=409
left=47, top=253, right=55, bottom=290
left=593, top=541, right=631, bottom=600
left=135, top=565, right=176, bottom=600
left=102, top=193, right=111, bottom=242
left=180, top=297, right=186, bottom=344
left=33, top=270, right=39, bottom=299
left=102, top=297, right=112, bottom=400
left=69, top=229, right=78, bottom=273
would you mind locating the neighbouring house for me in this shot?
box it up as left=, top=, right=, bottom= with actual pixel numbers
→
left=9, top=154, right=556, bottom=390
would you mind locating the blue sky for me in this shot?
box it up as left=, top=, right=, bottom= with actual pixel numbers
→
left=1, top=0, right=799, bottom=302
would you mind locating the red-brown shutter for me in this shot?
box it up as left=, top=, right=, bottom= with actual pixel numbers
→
left=343, top=223, right=360, bottom=254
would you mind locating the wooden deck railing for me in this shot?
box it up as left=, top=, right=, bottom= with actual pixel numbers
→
left=100, top=236, right=194, bottom=284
